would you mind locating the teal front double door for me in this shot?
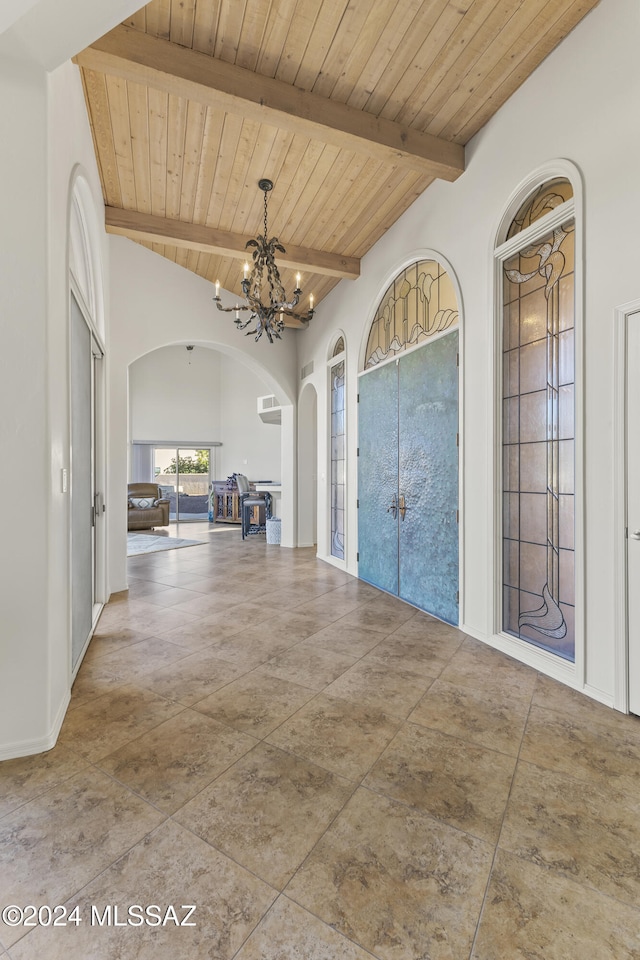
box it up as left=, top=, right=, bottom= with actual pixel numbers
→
left=358, top=331, right=459, bottom=624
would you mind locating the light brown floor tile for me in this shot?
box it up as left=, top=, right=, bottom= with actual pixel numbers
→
left=533, top=674, right=640, bottom=738
left=186, top=600, right=281, bottom=639
left=83, top=625, right=153, bottom=661
left=153, top=617, right=235, bottom=651
left=260, top=646, right=358, bottom=691
left=235, top=896, right=374, bottom=960
left=338, top=605, right=415, bottom=636
left=68, top=659, right=125, bottom=709
left=9, top=819, right=276, bottom=960
left=472, top=850, right=640, bottom=960
left=327, top=580, right=383, bottom=602
left=295, top=622, right=384, bottom=658
left=324, top=660, right=433, bottom=719
left=439, top=637, right=538, bottom=701
left=409, top=678, right=530, bottom=756
left=136, top=649, right=247, bottom=705
left=58, top=685, right=183, bottom=761
left=0, top=744, right=88, bottom=820
left=175, top=743, right=354, bottom=889
left=205, top=622, right=304, bottom=666
left=121, top=578, right=175, bottom=600
left=95, top=636, right=192, bottom=682
left=520, top=704, right=640, bottom=795
left=266, top=693, right=401, bottom=781
left=500, top=761, right=640, bottom=906
left=141, top=586, right=207, bottom=608
left=164, top=590, right=246, bottom=618
left=364, top=629, right=459, bottom=678
left=0, top=769, right=164, bottom=947
left=292, top=593, right=366, bottom=620
left=287, top=787, right=493, bottom=960
left=391, top=612, right=465, bottom=643
left=124, top=603, right=201, bottom=635
left=265, top=609, right=341, bottom=640
left=193, top=670, right=316, bottom=737
left=365, top=723, right=516, bottom=843
left=97, top=709, right=257, bottom=814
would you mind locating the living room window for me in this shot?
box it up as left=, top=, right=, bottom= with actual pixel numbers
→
left=153, top=447, right=214, bottom=521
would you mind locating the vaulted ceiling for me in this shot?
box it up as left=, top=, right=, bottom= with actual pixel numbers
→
left=74, top=0, right=599, bottom=326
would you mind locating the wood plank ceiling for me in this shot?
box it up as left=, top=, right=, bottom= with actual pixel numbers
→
left=74, top=0, right=600, bottom=327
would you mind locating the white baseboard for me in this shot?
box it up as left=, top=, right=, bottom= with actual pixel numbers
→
left=0, top=690, right=71, bottom=761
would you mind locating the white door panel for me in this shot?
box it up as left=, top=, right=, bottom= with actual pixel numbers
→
left=627, top=311, right=640, bottom=714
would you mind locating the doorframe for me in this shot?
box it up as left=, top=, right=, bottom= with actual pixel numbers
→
left=612, top=298, right=640, bottom=713
left=357, top=249, right=464, bottom=625
left=68, top=277, right=107, bottom=678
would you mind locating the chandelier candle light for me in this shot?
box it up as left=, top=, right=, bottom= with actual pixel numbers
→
left=214, top=179, right=315, bottom=343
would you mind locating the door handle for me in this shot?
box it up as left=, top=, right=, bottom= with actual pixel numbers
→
left=387, top=495, right=397, bottom=520
left=399, top=495, right=407, bottom=521
left=631, top=530, right=640, bottom=540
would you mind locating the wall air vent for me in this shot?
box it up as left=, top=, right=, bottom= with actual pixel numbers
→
left=257, top=395, right=282, bottom=425
left=301, top=361, right=314, bottom=380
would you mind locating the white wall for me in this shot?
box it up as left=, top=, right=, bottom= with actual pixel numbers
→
left=218, top=358, right=281, bottom=480
left=129, top=346, right=222, bottom=445
left=298, top=0, right=640, bottom=707
left=0, top=57, right=107, bottom=759
left=129, top=344, right=281, bottom=481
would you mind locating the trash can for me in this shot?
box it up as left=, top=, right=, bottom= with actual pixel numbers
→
left=266, top=517, right=281, bottom=545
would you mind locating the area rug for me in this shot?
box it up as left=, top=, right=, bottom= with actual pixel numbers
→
left=127, top=533, right=206, bottom=556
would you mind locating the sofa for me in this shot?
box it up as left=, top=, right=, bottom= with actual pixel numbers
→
left=127, top=482, right=170, bottom=531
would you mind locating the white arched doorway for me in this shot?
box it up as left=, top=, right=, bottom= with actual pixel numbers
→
left=298, top=382, right=318, bottom=547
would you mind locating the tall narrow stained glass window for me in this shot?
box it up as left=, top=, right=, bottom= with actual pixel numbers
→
left=502, top=178, right=575, bottom=660
left=330, top=353, right=346, bottom=560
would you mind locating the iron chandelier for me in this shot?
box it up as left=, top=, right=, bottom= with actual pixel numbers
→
left=214, top=178, right=315, bottom=343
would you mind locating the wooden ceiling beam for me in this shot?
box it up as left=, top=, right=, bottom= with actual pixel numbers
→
left=74, top=24, right=465, bottom=182
left=104, top=206, right=361, bottom=280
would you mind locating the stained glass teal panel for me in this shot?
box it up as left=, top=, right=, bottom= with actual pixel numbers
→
left=358, top=361, right=399, bottom=595
left=398, top=331, right=459, bottom=623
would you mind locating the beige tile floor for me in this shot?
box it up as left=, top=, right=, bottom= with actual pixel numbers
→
left=1, top=523, right=640, bottom=959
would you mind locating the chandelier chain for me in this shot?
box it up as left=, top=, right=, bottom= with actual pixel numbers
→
left=263, top=189, right=269, bottom=243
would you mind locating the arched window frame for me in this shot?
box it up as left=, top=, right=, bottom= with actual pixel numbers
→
left=327, top=332, right=347, bottom=565
left=492, top=160, right=584, bottom=686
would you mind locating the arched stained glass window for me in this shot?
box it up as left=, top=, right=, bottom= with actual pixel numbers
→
left=364, top=259, right=458, bottom=368
left=332, top=336, right=345, bottom=357
left=506, top=178, right=573, bottom=239
left=500, top=177, right=576, bottom=661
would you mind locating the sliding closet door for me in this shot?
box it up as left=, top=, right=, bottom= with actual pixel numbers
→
left=358, top=360, right=398, bottom=595
left=398, top=331, right=459, bottom=622
left=70, top=293, right=94, bottom=669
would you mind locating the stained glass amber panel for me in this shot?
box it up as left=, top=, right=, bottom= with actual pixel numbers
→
left=365, top=259, right=458, bottom=368
left=502, top=214, right=575, bottom=661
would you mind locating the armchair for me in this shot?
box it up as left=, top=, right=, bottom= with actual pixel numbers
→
left=127, top=482, right=170, bottom=531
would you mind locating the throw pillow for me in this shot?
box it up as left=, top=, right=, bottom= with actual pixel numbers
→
left=130, top=496, right=155, bottom=509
